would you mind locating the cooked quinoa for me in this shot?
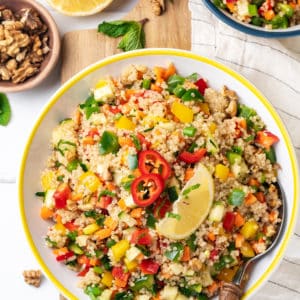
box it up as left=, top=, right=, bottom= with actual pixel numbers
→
left=38, top=63, right=282, bottom=300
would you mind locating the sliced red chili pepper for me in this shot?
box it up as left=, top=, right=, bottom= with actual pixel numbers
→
left=98, top=196, right=113, bottom=209
left=53, top=183, right=71, bottom=209
left=131, top=173, right=164, bottom=207
left=153, top=197, right=172, bottom=219
left=137, top=133, right=151, bottom=149
left=140, top=259, right=160, bottom=274
left=223, top=212, right=236, bottom=232
left=131, top=229, right=152, bottom=245
left=56, top=251, right=74, bottom=262
left=178, top=148, right=207, bottom=164
left=195, top=78, right=208, bottom=95
left=255, top=130, right=279, bottom=150
left=138, top=150, right=171, bottom=180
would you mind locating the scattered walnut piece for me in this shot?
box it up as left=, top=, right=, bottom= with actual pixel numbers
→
left=150, top=0, right=166, bottom=16
left=0, top=6, right=50, bottom=84
left=22, top=269, right=42, bottom=288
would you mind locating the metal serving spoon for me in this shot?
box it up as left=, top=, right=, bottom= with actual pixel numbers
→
left=219, top=182, right=286, bottom=300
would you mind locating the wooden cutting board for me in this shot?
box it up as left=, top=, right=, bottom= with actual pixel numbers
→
left=61, top=0, right=191, bottom=83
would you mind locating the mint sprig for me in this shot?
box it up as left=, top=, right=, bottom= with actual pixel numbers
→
left=98, top=19, right=148, bottom=52
left=0, top=93, right=11, bottom=126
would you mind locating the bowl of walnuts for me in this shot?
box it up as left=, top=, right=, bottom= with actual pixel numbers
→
left=0, top=0, right=61, bottom=93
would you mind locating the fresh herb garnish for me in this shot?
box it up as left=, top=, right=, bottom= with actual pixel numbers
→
left=79, top=95, right=102, bottom=119
left=0, top=93, right=11, bottom=126
left=99, top=131, right=120, bottom=155
left=164, top=242, right=184, bottom=261
left=146, top=213, right=157, bottom=229
left=167, top=212, right=181, bottom=220
left=98, top=19, right=148, bottom=52
left=186, top=233, right=197, bottom=251
left=57, top=175, right=65, bottom=182
left=228, top=189, right=245, bottom=206
left=98, top=190, right=116, bottom=197
left=56, top=140, right=76, bottom=156
left=131, top=134, right=142, bottom=151
left=167, top=186, right=178, bottom=202
left=35, top=191, right=45, bottom=197
left=183, top=183, right=201, bottom=197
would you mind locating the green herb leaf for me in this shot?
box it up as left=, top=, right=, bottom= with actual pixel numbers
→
left=98, top=20, right=134, bottom=37
left=0, top=93, right=11, bottom=126
left=118, top=21, right=146, bottom=52
left=167, top=212, right=181, bottom=220
left=98, top=190, right=116, bottom=197
left=35, top=191, right=45, bottom=197
left=146, top=213, right=157, bottom=229
left=167, top=186, right=178, bottom=202
left=164, top=242, right=184, bottom=261
left=99, top=131, right=120, bottom=155
left=183, top=183, right=201, bottom=197
left=186, top=233, right=197, bottom=251
left=228, top=189, right=245, bottom=206
left=131, top=134, right=142, bottom=150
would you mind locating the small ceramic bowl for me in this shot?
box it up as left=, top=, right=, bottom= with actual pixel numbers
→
left=0, top=0, right=61, bottom=93
left=203, top=0, right=300, bottom=38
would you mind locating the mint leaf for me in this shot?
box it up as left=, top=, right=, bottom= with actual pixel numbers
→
left=98, top=21, right=134, bottom=37
left=0, top=93, right=11, bottom=126
left=118, top=22, right=146, bottom=51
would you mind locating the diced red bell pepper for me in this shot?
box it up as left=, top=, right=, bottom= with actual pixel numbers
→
left=112, top=266, right=130, bottom=288
left=77, top=255, right=91, bottom=266
left=210, top=249, right=219, bottom=261
left=223, top=212, right=236, bottom=232
left=195, top=78, right=208, bottom=95
left=131, top=228, right=152, bottom=246
left=77, top=265, right=90, bottom=277
left=131, top=174, right=164, bottom=207
left=64, top=221, right=78, bottom=231
left=98, top=196, right=113, bottom=209
left=255, top=130, right=279, bottom=150
left=140, top=259, right=160, bottom=274
left=178, top=148, right=207, bottom=164
left=138, top=150, right=171, bottom=180
left=56, top=251, right=74, bottom=262
left=87, top=128, right=99, bottom=137
left=109, top=106, right=121, bottom=114
left=53, top=183, right=71, bottom=209
left=137, top=133, right=151, bottom=149
left=153, top=197, right=172, bottom=219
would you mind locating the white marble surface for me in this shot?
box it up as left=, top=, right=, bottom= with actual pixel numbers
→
left=0, top=0, right=299, bottom=299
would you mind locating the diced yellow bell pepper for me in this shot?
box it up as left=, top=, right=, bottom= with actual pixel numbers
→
left=209, top=122, right=217, bottom=133
left=54, top=223, right=66, bottom=234
left=199, top=102, right=210, bottom=115
left=101, top=271, right=113, bottom=287
left=111, top=240, right=130, bottom=262
left=83, top=223, right=100, bottom=235
left=215, top=164, right=230, bottom=180
left=115, top=116, right=136, bottom=130
left=124, top=258, right=138, bottom=272
left=217, top=266, right=239, bottom=282
left=171, top=101, right=193, bottom=123
left=41, top=170, right=57, bottom=190
left=79, top=171, right=101, bottom=192
left=240, top=241, right=255, bottom=258
left=240, top=220, right=259, bottom=240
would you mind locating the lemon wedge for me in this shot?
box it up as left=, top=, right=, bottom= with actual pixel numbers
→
left=46, top=0, right=114, bottom=16
left=157, top=164, right=214, bottom=240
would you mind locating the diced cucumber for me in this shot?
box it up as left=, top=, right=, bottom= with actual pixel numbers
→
left=226, top=151, right=242, bottom=165
left=99, top=289, right=112, bottom=300
left=126, top=246, right=142, bottom=261
left=69, top=243, right=84, bottom=255
left=208, top=203, right=225, bottom=222
left=44, top=189, right=55, bottom=208
left=160, top=286, right=178, bottom=300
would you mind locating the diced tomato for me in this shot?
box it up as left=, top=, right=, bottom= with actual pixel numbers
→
left=140, top=259, right=160, bottom=274
left=77, top=255, right=90, bottom=266
left=64, top=221, right=78, bottom=231
left=87, top=128, right=99, bottom=137
left=112, top=266, right=130, bottom=287
left=131, top=174, right=164, bottom=207
left=98, top=196, right=113, bottom=209
left=131, top=229, right=152, bottom=246
left=56, top=251, right=74, bottom=262
left=178, top=148, right=207, bottom=164
left=77, top=266, right=90, bottom=277
left=138, top=150, right=171, bottom=180
left=53, top=183, right=71, bottom=209
left=109, top=106, right=121, bottom=114
left=137, top=133, right=151, bottom=149
left=153, top=197, right=172, bottom=219
left=223, top=212, right=236, bottom=232
left=255, top=130, right=279, bottom=150
left=195, top=78, right=208, bottom=95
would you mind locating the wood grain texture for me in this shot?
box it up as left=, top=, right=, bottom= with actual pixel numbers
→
left=61, top=0, right=191, bottom=82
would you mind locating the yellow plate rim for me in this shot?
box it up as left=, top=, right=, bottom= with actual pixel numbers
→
left=18, top=48, right=299, bottom=300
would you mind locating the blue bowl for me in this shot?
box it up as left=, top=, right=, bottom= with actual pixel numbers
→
left=203, top=0, right=300, bottom=38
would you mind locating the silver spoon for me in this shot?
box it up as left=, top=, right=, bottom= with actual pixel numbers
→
left=219, top=182, right=286, bottom=300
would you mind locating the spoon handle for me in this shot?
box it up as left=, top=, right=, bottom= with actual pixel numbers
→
left=219, top=282, right=243, bottom=300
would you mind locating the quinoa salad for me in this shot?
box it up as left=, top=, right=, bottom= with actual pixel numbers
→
left=37, top=63, right=282, bottom=300
left=213, top=0, right=300, bottom=29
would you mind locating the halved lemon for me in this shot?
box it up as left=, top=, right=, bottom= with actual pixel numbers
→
left=157, top=164, right=214, bottom=240
left=46, top=0, right=114, bottom=16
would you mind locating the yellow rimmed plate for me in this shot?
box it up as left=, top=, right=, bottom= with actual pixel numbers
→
left=18, top=48, right=299, bottom=300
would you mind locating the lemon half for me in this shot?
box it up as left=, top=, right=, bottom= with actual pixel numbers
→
left=46, top=0, right=114, bottom=16
left=157, top=164, right=214, bottom=240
